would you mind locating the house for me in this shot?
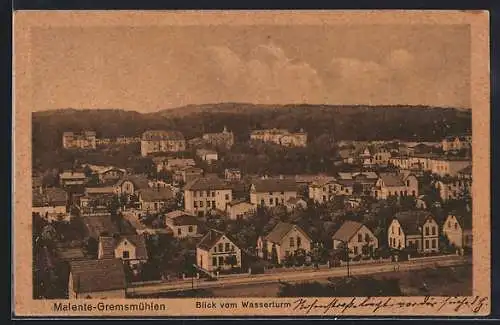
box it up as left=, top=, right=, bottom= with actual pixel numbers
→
left=441, top=135, right=472, bottom=152
left=285, top=197, right=307, bottom=211
left=140, top=130, right=186, bottom=157
left=226, top=200, right=256, bottom=220
left=114, top=175, right=150, bottom=197
left=373, top=172, right=419, bottom=199
left=250, top=177, right=298, bottom=208
left=442, top=213, right=473, bottom=249
left=372, top=147, right=392, bottom=166
left=165, top=211, right=200, bottom=238
left=224, top=168, right=242, bottom=181
left=98, top=235, right=148, bottom=266
left=80, top=186, right=116, bottom=209
left=332, top=220, right=379, bottom=258
left=196, top=149, right=218, bottom=164
left=336, top=172, right=378, bottom=196
left=59, top=171, right=86, bottom=187
left=250, top=128, right=307, bottom=147
left=173, top=166, right=204, bottom=184
left=68, top=259, right=126, bottom=299
left=429, top=157, right=471, bottom=177
left=202, top=126, right=235, bottom=149
left=138, top=188, right=175, bottom=213
left=62, top=131, right=96, bottom=150
left=358, top=147, right=374, bottom=167
left=257, top=222, right=312, bottom=264
left=388, top=211, right=439, bottom=253
left=196, top=229, right=242, bottom=272
left=154, top=157, right=196, bottom=173
left=97, top=167, right=126, bottom=184
left=82, top=213, right=119, bottom=239
left=32, top=187, right=69, bottom=223
left=184, top=177, right=233, bottom=217
left=334, top=148, right=356, bottom=165
left=308, top=177, right=338, bottom=204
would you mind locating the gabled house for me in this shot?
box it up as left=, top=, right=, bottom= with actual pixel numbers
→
left=114, top=175, right=150, bottom=197
left=373, top=172, right=419, bottom=199
left=226, top=200, right=256, bottom=220
left=250, top=178, right=298, bottom=208
left=98, top=235, right=148, bottom=266
left=257, top=222, right=312, bottom=264
left=184, top=177, right=233, bottom=217
left=59, top=171, right=87, bottom=187
left=138, top=188, right=175, bottom=213
left=388, top=211, right=439, bottom=253
left=68, top=259, right=126, bottom=299
left=442, top=213, right=473, bottom=249
left=173, top=166, right=204, bottom=184
left=165, top=211, right=200, bottom=238
left=332, top=220, right=379, bottom=258
left=32, top=187, right=69, bottom=223
left=98, top=167, right=126, bottom=184
left=196, top=149, right=219, bottom=164
left=308, top=177, right=338, bottom=204
left=196, top=229, right=242, bottom=272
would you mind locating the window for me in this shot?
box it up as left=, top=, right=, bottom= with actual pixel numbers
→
left=214, top=246, right=217, bottom=253
left=398, top=240, right=401, bottom=248
left=323, top=196, right=326, bottom=202
left=225, top=243, right=230, bottom=252
left=269, top=198, right=273, bottom=205
left=260, top=199, right=265, bottom=206
left=425, top=227, right=429, bottom=236
left=200, top=201, right=204, bottom=208
left=275, top=198, right=279, bottom=205
left=398, top=227, right=401, bottom=235
left=177, top=228, right=182, bottom=235
left=358, top=234, right=362, bottom=242
left=425, top=240, right=429, bottom=249
left=225, top=194, right=230, bottom=201
left=289, top=237, right=295, bottom=247
left=218, top=256, right=224, bottom=265
left=281, top=191, right=284, bottom=195
left=269, top=192, right=273, bottom=195
left=406, top=180, right=410, bottom=187
left=212, top=257, right=217, bottom=266
left=353, top=246, right=358, bottom=254
left=194, top=201, right=198, bottom=208
left=194, top=191, right=198, bottom=197
left=431, top=227, right=436, bottom=236
left=218, top=243, right=224, bottom=252
left=212, top=201, right=216, bottom=208
left=211, top=191, right=215, bottom=197
left=188, top=226, right=193, bottom=233
left=454, top=223, right=458, bottom=230
left=431, top=239, right=436, bottom=249
left=297, top=237, right=302, bottom=247
left=231, top=245, right=235, bottom=252
left=122, top=251, right=130, bottom=259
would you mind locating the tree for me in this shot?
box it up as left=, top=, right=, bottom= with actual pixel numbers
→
left=224, top=255, right=238, bottom=269
left=270, top=244, right=279, bottom=265
left=82, top=237, right=98, bottom=258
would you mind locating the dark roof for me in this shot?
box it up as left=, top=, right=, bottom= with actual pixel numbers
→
left=115, top=175, right=150, bottom=190
left=379, top=173, right=405, bottom=187
left=393, top=211, right=435, bottom=236
left=70, top=259, right=126, bottom=293
left=264, top=222, right=310, bottom=244
left=251, top=178, right=298, bottom=193
left=139, top=188, right=174, bottom=201
left=452, top=213, right=472, bottom=230
left=197, top=229, right=235, bottom=250
left=55, top=248, right=87, bottom=262
left=99, top=235, right=148, bottom=260
left=171, top=214, right=199, bottom=226
left=287, top=197, right=305, bottom=205
left=83, top=214, right=119, bottom=238
left=32, top=187, right=67, bottom=207
left=141, top=130, right=185, bottom=141
left=458, top=165, right=472, bottom=175
left=332, top=220, right=365, bottom=242
left=184, top=177, right=232, bottom=191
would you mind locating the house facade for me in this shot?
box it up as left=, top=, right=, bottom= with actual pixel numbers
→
left=226, top=200, right=256, bottom=220
left=250, top=178, right=298, bottom=208
left=441, top=135, right=472, bottom=152
left=332, top=220, right=379, bottom=258
left=165, top=211, right=199, bottom=238
left=373, top=172, right=419, bottom=199
left=32, top=187, right=69, bottom=222
left=196, top=149, right=218, bottom=163
left=442, top=214, right=473, bottom=249
left=140, top=130, right=186, bottom=157
left=62, top=131, right=97, bottom=150
left=59, top=171, right=87, bottom=187
left=388, top=211, right=439, bottom=253
left=184, top=177, right=233, bottom=216
left=98, top=235, right=148, bottom=266
left=257, top=222, right=312, bottom=264
left=250, top=128, right=307, bottom=147
left=202, top=126, right=235, bottom=149
left=196, top=229, right=242, bottom=272
left=138, top=188, right=175, bottom=213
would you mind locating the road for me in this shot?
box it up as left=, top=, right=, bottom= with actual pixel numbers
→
left=127, top=255, right=470, bottom=296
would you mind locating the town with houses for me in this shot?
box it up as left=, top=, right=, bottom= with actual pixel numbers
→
left=33, top=125, right=473, bottom=299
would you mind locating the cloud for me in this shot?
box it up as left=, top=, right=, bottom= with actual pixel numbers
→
left=206, top=43, right=324, bottom=103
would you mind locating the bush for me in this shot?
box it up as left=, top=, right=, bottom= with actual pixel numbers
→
left=352, top=255, right=362, bottom=262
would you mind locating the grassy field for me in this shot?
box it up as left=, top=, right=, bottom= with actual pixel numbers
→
left=133, top=264, right=472, bottom=298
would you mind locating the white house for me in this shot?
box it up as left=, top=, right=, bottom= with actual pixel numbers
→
left=32, top=187, right=69, bottom=223
left=388, top=211, right=439, bottom=253
left=138, top=188, right=175, bottom=213
left=196, top=149, right=218, bottom=164
left=332, top=220, right=379, bottom=258
left=59, top=171, right=86, bottom=187
left=98, top=235, right=148, bottom=266
left=140, top=130, right=186, bottom=157
left=256, top=222, right=312, bottom=264
left=184, top=177, right=233, bottom=217
left=285, top=197, right=308, bottom=211
left=226, top=200, right=256, bottom=220
left=442, top=213, right=473, bottom=249
left=250, top=178, right=298, bottom=208
left=196, top=229, right=242, bottom=272
left=373, top=172, right=419, bottom=199
left=165, top=211, right=200, bottom=238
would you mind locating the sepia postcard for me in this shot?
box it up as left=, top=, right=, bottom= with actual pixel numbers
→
left=13, top=10, right=490, bottom=317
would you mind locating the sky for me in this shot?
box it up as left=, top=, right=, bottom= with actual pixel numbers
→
left=29, top=24, right=471, bottom=112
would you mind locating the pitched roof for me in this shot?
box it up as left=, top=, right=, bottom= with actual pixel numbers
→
left=85, top=187, right=116, bottom=195
left=264, top=222, right=311, bottom=244
left=69, top=259, right=126, bottom=294
left=141, top=130, right=185, bottom=141
left=393, top=211, right=434, bottom=236
left=32, top=187, right=67, bottom=207
left=171, top=214, right=199, bottom=226
left=83, top=214, right=119, bottom=238
left=458, top=165, right=472, bottom=175
left=184, top=177, right=232, bottom=191
left=115, top=175, right=150, bottom=190
left=99, top=235, right=148, bottom=260
left=251, top=178, right=298, bottom=193
left=197, top=229, right=236, bottom=250
left=139, top=188, right=174, bottom=201
left=379, top=173, right=405, bottom=187
left=450, top=212, right=472, bottom=230
left=332, top=220, right=365, bottom=242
